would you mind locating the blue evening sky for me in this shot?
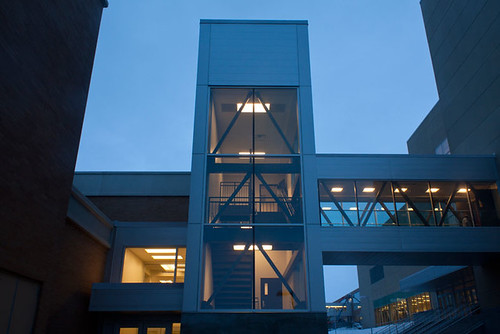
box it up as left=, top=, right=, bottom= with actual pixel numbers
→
left=76, top=0, right=438, bottom=302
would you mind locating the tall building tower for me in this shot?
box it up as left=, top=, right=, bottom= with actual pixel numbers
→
left=181, top=20, right=327, bottom=332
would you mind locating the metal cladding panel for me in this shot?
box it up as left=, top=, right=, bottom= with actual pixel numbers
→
left=315, top=154, right=498, bottom=181
left=208, top=24, right=299, bottom=86
left=320, top=227, right=500, bottom=253
left=89, top=283, right=183, bottom=311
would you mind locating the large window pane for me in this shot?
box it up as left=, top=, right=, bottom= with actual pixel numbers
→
left=355, top=181, right=397, bottom=227
left=429, top=182, right=471, bottom=227
left=469, top=182, right=500, bottom=226
left=209, top=88, right=299, bottom=155
left=207, top=156, right=302, bottom=224
left=209, top=89, right=253, bottom=154
left=393, top=182, right=434, bottom=226
left=201, top=226, right=306, bottom=310
left=121, top=247, right=186, bottom=283
left=254, top=226, right=306, bottom=310
left=254, top=89, right=299, bottom=154
left=201, top=226, right=254, bottom=309
left=319, top=180, right=357, bottom=226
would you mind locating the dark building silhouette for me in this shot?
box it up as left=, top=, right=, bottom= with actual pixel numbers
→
left=0, top=1, right=108, bottom=333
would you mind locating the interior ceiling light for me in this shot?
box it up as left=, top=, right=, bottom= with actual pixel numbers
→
left=237, top=102, right=270, bottom=113
left=238, top=151, right=266, bottom=155
left=331, top=187, right=343, bottom=193
left=159, top=280, right=173, bottom=284
left=394, top=188, right=407, bottom=193
left=426, top=188, right=440, bottom=193
left=152, top=255, right=183, bottom=260
left=240, top=226, right=253, bottom=229
left=457, top=188, right=470, bottom=193
left=322, top=207, right=332, bottom=211
left=145, top=248, right=176, bottom=254
left=161, top=264, right=175, bottom=271
left=363, top=187, right=376, bottom=193
left=233, top=244, right=273, bottom=251
left=349, top=207, right=357, bottom=211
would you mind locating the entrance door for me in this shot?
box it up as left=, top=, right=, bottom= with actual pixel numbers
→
left=261, top=278, right=283, bottom=309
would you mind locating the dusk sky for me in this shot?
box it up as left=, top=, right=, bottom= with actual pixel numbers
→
left=76, top=0, right=438, bottom=301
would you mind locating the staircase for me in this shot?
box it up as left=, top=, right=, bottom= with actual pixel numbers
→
left=375, top=304, right=482, bottom=334
left=209, top=245, right=253, bottom=309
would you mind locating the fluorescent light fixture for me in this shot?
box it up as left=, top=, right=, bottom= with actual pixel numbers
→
left=161, top=264, right=175, bottom=271
left=426, top=188, right=440, bottom=193
left=237, top=102, right=270, bottom=113
left=240, top=226, right=253, bottom=229
left=363, top=187, right=376, bottom=193
left=394, top=188, right=407, bottom=193
left=152, top=255, right=183, bottom=260
left=349, top=207, right=357, bottom=211
left=457, top=188, right=470, bottom=193
left=159, top=280, right=173, bottom=283
left=321, top=207, right=332, bottom=211
left=233, top=244, right=273, bottom=251
left=238, top=151, right=265, bottom=155
left=408, top=208, right=414, bottom=211
left=145, top=248, right=176, bottom=254
left=331, top=187, right=343, bottom=193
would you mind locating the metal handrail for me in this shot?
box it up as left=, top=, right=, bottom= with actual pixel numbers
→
left=373, top=304, right=479, bottom=334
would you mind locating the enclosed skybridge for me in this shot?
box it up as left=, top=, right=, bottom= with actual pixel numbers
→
left=312, top=154, right=500, bottom=266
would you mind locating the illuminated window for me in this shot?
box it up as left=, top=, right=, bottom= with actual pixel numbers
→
left=119, top=329, right=138, bottom=334
left=147, top=328, right=166, bottom=334
left=172, top=323, right=181, bottom=334
left=121, top=247, right=186, bottom=283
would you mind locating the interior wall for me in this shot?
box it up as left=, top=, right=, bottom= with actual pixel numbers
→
left=122, top=250, right=145, bottom=283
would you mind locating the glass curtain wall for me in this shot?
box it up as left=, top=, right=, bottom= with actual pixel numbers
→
left=319, top=180, right=499, bottom=227
left=201, top=88, right=307, bottom=310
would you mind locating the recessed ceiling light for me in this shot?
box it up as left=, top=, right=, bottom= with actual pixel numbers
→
left=152, top=255, right=183, bottom=260
left=233, top=244, right=273, bottom=251
left=145, top=249, right=177, bottom=254
left=426, top=188, right=440, bottom=193
left=159, top=280, right=173, bottom=284
left=363, top=187, right=375, bottom=193
left=237, top=102, right=270, bottom=113
left=394, top=188, right=407, bottom=193
left=331, top=187, right=343, bottom=192
left=161, top=264, right=175, bottom=271
left=457, top=188, right=470, bottom=193
left=238, top=151, right=265, bottom=155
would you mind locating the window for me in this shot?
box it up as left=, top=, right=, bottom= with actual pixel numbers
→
left=435, top=138, right=450, bottom=155
left=206, top=156, right=302, bottom=224
left=319, top=180, right=499, bottom=227
left=209, top=88, right=299, bottom=155
left=201, top=226, right=306, bottom=310
left=121, top=247, right=186, bottom=283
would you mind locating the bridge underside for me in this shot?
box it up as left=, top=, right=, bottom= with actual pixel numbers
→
left=318, top=227, right=500, bottom=265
